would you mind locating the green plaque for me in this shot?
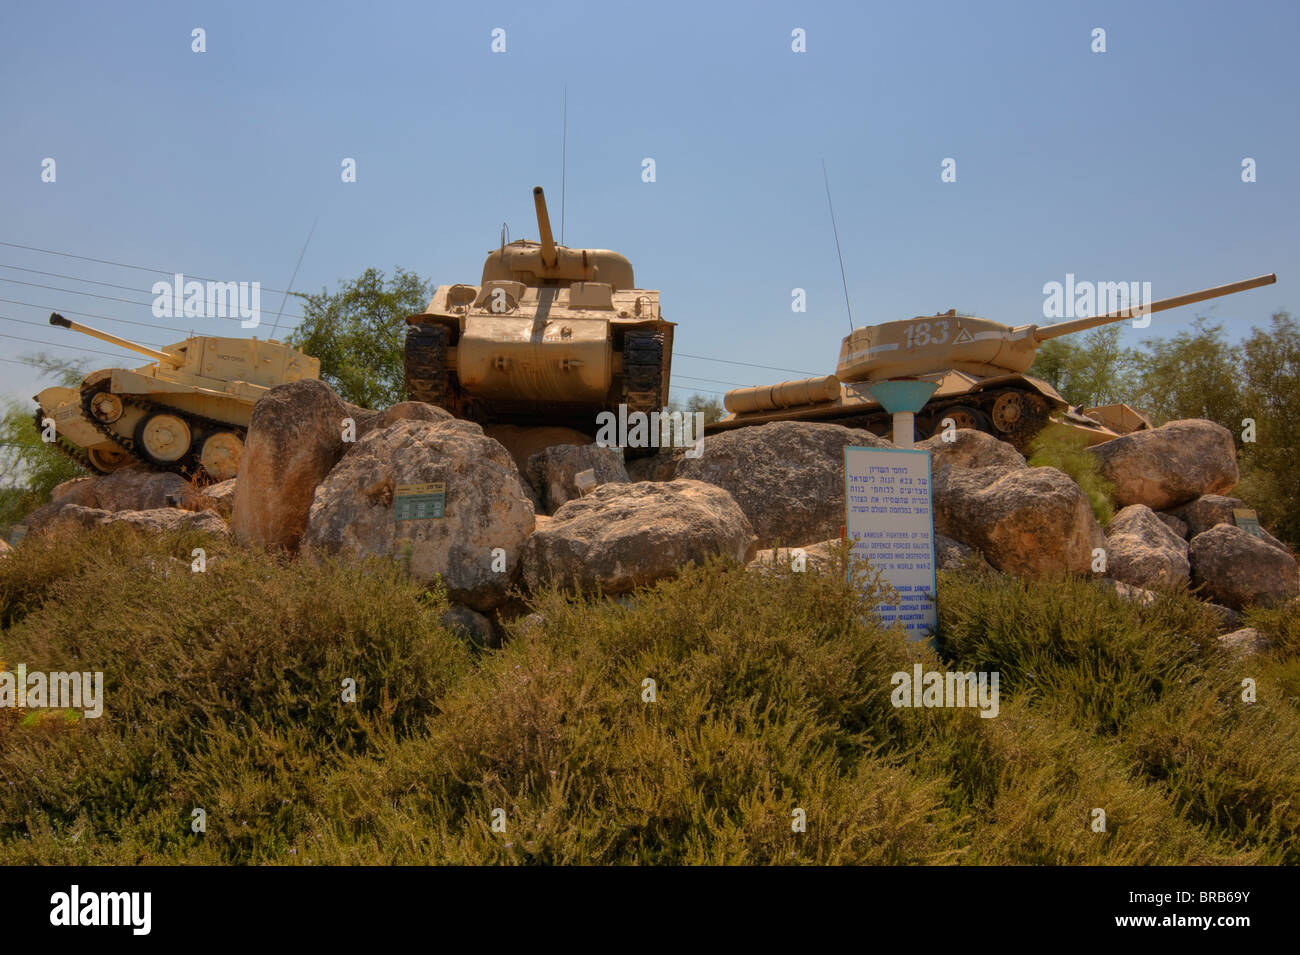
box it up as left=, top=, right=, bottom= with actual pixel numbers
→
left=1233, top=508, right=1262, bottom=539
left=394, top=482, right=445, bottom=521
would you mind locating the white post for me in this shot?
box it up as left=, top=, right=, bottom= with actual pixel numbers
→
left=892, top=411, right=915, bottom=449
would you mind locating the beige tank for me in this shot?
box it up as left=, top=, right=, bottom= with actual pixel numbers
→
left=712, top=273, right=1277, bottom=448
left=404, top=187, right=674, bottom=442
left=35, top=313, right=320, bottom=480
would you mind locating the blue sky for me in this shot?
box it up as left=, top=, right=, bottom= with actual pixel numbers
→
left=1, top=0, right=1295, bottom=407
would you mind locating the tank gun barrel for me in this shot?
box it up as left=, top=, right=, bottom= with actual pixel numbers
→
left=532, top=186, right=559, bottom=268
left=1033, top=273, right=1276, bottom=342
left=49, top=312, right=181, bottom=366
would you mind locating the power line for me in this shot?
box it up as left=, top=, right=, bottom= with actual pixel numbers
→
left=0, top=297, right=211, bottom=337
left=0, top=313, right=166, bottom=348
left=0, top=239, right=311, bottom=302
left=674, top=352, right=819, bottom=376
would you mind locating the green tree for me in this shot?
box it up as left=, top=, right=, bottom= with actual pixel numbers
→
left=1, top=354, right=90, bottom=531
left=1129, top=318, right=1243, bottom=428
left=288, top=267, right=432, bottom=408
left=1027, top=326, right=1140, bottom=408
left=1236, top=312, right=1300, bottom=542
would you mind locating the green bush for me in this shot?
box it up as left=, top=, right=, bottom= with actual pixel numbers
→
left=1027, top=424, right=1116, bottom=524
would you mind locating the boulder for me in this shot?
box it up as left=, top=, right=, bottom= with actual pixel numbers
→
left=231, top=380, right=355, bottom=552
left=50, top=476, right=98, bottom=507
left=1172, top=494, right=1289, bottom=553
left=934, top=532, right=982, bottom=571
left=521, top=479, right=756, bottom=594
left=1189, top=524, right=1299, bottom=609
left=676, top=421, right=891, bottom=549
left=36, top=503, right=227, bottom=536
left=0, top=538, right=11, bottom=558
left=916, top=429, right=1027, bottom=472
left=353, top=400, right=453, bottom=437
left=626, top=450, right=682, bottom=483
left=441, top=604, right=499, bottom=648
left=1092, top=577, right=1159, bottom=606
left=1102, top=504, right=1190, bottom=591
left=482, top=424, right=592, bottom=478
left=1218, top=627, right=1273, bottom=657
left=527, top=444, right=630, bottom=514
left=301, top=418, right=535, bottom=611
left=748, top=538, right=842, bottom=575
left=932, top=465, right=1105, bottom=578
left=1155, top=511, right=1189, bottom=540
left=196, top=478, right=238, bottom=519
left=1088, top=419, right=1238, bottom=510
left=50, top=465, right=196, bottom=513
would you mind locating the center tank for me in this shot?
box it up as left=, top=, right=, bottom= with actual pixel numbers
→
left=404, top=186, right=675, bottom=437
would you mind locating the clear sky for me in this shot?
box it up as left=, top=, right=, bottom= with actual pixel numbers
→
left=1, top=0, right=1295, bottom=407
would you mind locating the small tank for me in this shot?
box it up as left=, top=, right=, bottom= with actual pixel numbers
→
left=404, top=187, right=674, bottom=440
left=711, top=273, right=1277, bottom=449
left=35, top=313, right=320, bottom=480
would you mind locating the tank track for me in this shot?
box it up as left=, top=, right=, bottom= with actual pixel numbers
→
left=405, top=324, right=452, bottom=409
left=33, top=408, right=95, bottom=473
left=78, top=378, right=246, bottom=477
left=621, top=330, right=666, bottom=417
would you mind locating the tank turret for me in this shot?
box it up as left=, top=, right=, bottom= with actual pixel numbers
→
left=713, top=273, right=1276, bottom=448
left=35, top=313, right=320, bottom=479
left=404, top=186, right=674, bottom=452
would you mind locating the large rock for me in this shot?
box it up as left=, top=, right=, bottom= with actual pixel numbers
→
left=521, top=480, right=756, bottom=594
left=527, top=444, right=630, bottom=514
left=1155, top=511, right=1189, bottom=540
left=50, top=476, right=98, bottom=507
left=1218, top=627, right=1273, bottom=657
left=0, top=538, right=11, bottom=558
left=626, top=450, right=682, bottom=483
left=196, top=478, right=238, bottom=519
left=36, top=504, right=227, bottom=536
left=302, top=419, right=535, bottom=611
left=676, top=421, right=891, bottom=549
left=482, top=424, right=592, bottom=478
left=441, top=604, right=499, bottom=648
left=932, top=465, right=1105, bottom=578
left=50, top=466, right=195, bottom=512
left=231, top=380, right=356, bottom=552
left=1103, top=504, right=1190, bottom=591
left=1088, top=419, right=1238, bottom=510
left=748, top=538, right=842, bottom=575
left=1189, top=524, right=1299, bottom=609
left=916, top=429, right=1027, bottom=472
left=934, top=532, right=982, bottom=570
left=1172, top=494, right=1289, bottom=553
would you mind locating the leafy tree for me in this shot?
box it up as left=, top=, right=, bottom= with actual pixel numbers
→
left=0, top=354, right=90, bottom=531
left=288, top=267, right=432, bottom=408
left=1236, top=312, right=1300, bottom=542
left=1129, top=318, right=1243, bottom=428
left=1028, top=326, right=1140, bottom=409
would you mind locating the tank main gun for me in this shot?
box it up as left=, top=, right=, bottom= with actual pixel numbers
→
left=1031, top=273, right=1277, bottom=342
left=49, top=312, right=182, bottom=366
left=533, top=185, right=559, bottom=268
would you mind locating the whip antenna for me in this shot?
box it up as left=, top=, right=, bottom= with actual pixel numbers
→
left=561, top=85, right=568, bottom=246
left=822, top=159, right=854, bottom=332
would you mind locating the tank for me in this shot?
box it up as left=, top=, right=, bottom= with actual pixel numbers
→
left=404, top=186, right=674, bottom=442
left=35, top=313, right=320, bottom=480
left=710, top=273, right=1277, bottom=449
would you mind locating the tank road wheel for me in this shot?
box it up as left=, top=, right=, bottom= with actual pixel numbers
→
left=991, top=392, right=1027, bottom=433
left=620, top=330, right=667, bottom=460
left=88, top=391, right=124, bottom=424
left=134, top=412, right=193, bottom=468
left=936, top=405, right=992, bottom=435
left=405, top=323, right=451, bottom=409
left=199, top=431, right=243, bottom=481
left=86, top=445, right=133, bottom=474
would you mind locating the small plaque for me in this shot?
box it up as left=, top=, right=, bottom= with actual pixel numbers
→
left=394, top=482, right=445, bottom=521
left=1233, top=508, right=1263, bottom=539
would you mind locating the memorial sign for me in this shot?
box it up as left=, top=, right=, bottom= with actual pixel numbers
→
left=844, top=446, right=937, bottom=641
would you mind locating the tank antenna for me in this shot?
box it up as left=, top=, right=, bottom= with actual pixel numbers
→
left=561, top=85, right=568, bottom=246
left=822, top=159, right=854, bottom=332
left=269, top=215, right=318, bottom=342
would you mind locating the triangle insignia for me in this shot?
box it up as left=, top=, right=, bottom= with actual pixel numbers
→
left=953, top=327, right=974, bottom=344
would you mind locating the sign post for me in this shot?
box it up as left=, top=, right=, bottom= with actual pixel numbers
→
left=845, top=446, right=937, bottom=643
